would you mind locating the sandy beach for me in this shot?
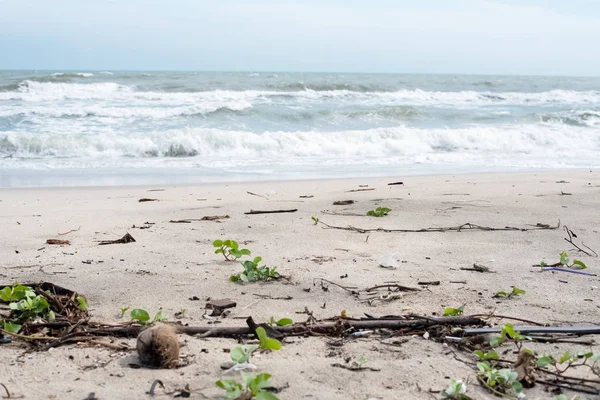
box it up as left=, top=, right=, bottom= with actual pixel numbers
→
left=1, top=170, right=599, bottom=400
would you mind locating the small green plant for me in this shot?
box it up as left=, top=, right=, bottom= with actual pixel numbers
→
left=494, top=286, right=526, bottom=299
left=214, top=239, right=251, bottom=261
left=441, top=379, right=471, bottom=400
left=477, top=362, right=523, bottom=398
left=473, top=350, right=500, bottom=361
left=311, top=216, right=319, bottom=225
left=0, top=283, right=33, bottom=302
left=539, top=251, right=587, bottom=269
left=175, top=308, right=187, bottom=318
left=76, top=296, right=88, bottom=311
left=537, top=351, right=600, bottom=378
left=130, top=308, right=167, bottom=325
left=118, top=307, right=130, bottom=318
left=490, top=323, right=530, bottom=350
left=8, top=288, right=54, bottom=323
left=267, top=317, right=293, bottom=327
left=351, top=356, right=369, bottom=369
left=230, top=257, right=281, bottom=283
left=256, top=327, right=282, bottom=351
left=231, top=345, right=260, bottom=364
left=216, top=373, right=279, bottom=400
left=443, top=305, right=465, bottom=316
left=366, top=207, right=391, bottom=217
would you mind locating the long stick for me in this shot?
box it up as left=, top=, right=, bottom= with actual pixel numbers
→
left=245, top=209, right=298, bottom=215
left=90, top=315, right=485, bottom=338
left=316, top=220, right=560, bottom=234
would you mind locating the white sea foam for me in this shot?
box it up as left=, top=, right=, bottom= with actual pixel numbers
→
left=1, top=124, right=598, bottom=169
left=2, top=80, right=600, bottom=107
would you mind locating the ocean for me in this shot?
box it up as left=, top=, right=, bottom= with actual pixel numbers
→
left=1, top=71, right=599, bottom=187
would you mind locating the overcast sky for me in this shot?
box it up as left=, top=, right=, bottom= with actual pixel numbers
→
left=1, top=0, right=600, bottom=75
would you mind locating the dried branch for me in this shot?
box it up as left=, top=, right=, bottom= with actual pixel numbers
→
left=564, top=225, right=598, bottom=257
left=315, top=219, right=560, bottom=234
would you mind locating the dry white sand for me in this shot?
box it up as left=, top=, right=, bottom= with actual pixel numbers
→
left=1, top=170, right=599, bottom=399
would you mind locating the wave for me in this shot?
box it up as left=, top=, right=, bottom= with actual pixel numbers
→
left=2, top=124, right=598, bottom=169
left=2, top=80, right=600, bottom=106
left=52, top=72, right=94, bottom=78
left=532, top=110, right=600, bottom=127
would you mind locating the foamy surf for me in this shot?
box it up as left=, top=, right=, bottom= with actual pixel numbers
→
left=1, top=71, right=599, bottom=183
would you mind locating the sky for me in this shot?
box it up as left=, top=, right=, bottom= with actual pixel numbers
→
left=1, top=0, right=600, bottom=75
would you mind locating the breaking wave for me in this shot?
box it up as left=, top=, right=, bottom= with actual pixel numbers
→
left=2, top=80, right=600, bottom=107
left=1, top=124, right=598, bottom=169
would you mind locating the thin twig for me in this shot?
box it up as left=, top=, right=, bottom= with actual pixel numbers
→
left=246, top=191, right=269, bottom=200
left=564, top=226, right=598, bottom=257
left=315, top=219, right=560, bottom=234
left=470, top=313, right=545, bottom=326
left=58, top=226, right=81, bottom=236
left=313, top=278, right=359, bottom=293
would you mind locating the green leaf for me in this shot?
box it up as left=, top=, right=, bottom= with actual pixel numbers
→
left=477, top=361, right=491, bottom=372
left=511, top=286, right=526, bottom=296
left=489, top=336, right=505, bottom=347
left=248, top=373, right=272, bottom=394
left=215, top=248, right=223, bottom=254
left=537, top=355, right=555, bottom=368
left=130, top=308, right=151, bottom=324
left=229, top=275, right=241, bottom=282
left=48, top=310, right=55, bottom=321
left=253, top=256, right=262, bottom=264
left=223, top=240, right=232, bottom=247
left=230, top=249, right=242, bottom=258
left=256, top=327, right=281, bottom=350
left=502, top=323, right=517, bottom=338
left=572, top=259, right=587, bottom=269
left=539, top=261, right=548, bottom=267
left=153, top=311, right=167, bottom=322
left=494, top=291, right=507, bottom=298
left=559, top=351, right=573, bottom=364
left=2, top=320, right=22, bottom=333
left=230, top=240, right=239, bottom=250
left=231, top=346, right=247, bottom=364
left=240, top=249, right=251, bottom=256
left=578, top=351, right=594, bottom=359
left=276, top=318, right=293, bottom=326
left=556, top=396, right=568, bottom=400
left=255, top=392, right=279, bottom=400
left=76, top=296, right=88, bottom=311
left=443, top=306, right=464, bottom=316
left=559, top=251, right=569, bottom=265
left=215, top=380, right=243, bottom=399
left=498, top=369, right=518, bottom=382
left=213, top=240, right=223, bottom=247
left=511, top=381, right=523, bottom=394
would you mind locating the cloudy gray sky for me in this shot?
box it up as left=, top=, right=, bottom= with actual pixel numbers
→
left=1, top=0, right=600, bottom=75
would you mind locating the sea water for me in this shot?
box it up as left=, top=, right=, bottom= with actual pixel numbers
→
left=1, top=71, right=599, bottom=187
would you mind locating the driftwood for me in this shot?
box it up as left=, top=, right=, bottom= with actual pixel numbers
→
left=138, top=198, right=158, bottom=202
left=315, top=219, right=560, bottom=234
left=244, top=209, right=297, bottom=215
left=201, top=215, right=230, bottom=221
left=98, top=233, right=136, bottom=245
left=387, top=181, right=404, bottom=186
left=46, top=239, right=70, bottom=245
left=346, top=188, right=375, bottom=192
left=69, top=315, right=486, bottom=340
left=333, top=200, right=354, bottom=205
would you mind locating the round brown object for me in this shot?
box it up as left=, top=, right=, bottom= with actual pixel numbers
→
left=136, top=324, right=180, bottom=368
